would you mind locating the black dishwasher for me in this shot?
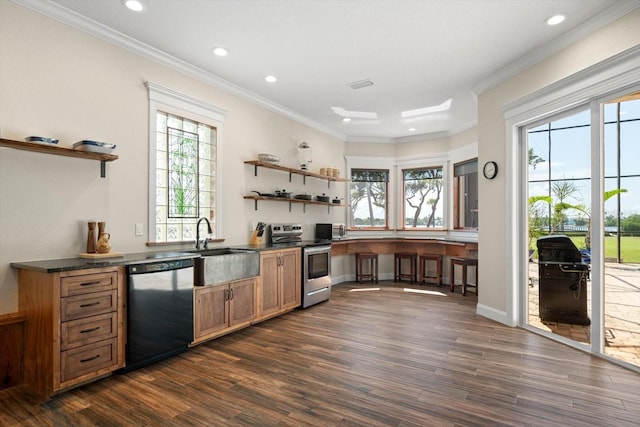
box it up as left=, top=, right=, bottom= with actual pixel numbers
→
left=124, top=257, right=194, bottom=372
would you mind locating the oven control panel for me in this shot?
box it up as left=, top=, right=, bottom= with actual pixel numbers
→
left=270, top=223, right=302, bottom=235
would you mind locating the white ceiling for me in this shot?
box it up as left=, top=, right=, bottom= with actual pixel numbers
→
left=17, top=0, right=640, bottom=142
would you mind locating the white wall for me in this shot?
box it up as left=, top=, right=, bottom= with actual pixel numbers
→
left=0, top=2, right=346, bottom=314
left=476, top=9, right=640, bottom=324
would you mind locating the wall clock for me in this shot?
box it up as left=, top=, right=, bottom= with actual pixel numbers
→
left=483, top=161, right=498, bottom=179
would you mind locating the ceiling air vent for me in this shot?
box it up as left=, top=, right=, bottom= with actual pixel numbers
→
left=347, top=79, right=374, bottom=90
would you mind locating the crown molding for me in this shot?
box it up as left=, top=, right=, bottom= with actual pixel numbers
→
left=503, top=44, right=640, bottom=120
left=344, top=136, right=394, bottom=144
left=472, top=1, right=640, bottom=97
left=12, top=0, right=347, bottom=142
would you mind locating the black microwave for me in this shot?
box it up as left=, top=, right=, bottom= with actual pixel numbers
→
left=315, top=223, right=345, bottom=240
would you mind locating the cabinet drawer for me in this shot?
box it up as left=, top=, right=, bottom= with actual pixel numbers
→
left=61, top=312, right=117, bottom=351
left=61, top=290, right=117, bottom=322
left=61, top=271, right=118, bottom=297
left=60, top=338, right=118, bottom=383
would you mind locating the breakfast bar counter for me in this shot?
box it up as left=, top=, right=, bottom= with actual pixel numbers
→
left=329, top=237, right=478, bottom=258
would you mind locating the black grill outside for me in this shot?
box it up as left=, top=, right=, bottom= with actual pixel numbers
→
left=536, top=235, right=590, bottom=325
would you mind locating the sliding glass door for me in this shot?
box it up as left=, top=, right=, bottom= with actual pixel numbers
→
left=524, top=90, right=640, bottom=369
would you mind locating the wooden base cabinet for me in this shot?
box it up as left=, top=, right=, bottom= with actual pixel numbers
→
left=193, top=278, right=256, bottom=344
left=256, top=248, right=301, bottom=321
left=17, top=266, right=125, bottom=400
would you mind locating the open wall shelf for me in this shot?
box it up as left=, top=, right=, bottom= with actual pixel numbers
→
left=243, top=194, right=347, bottom=213
left=244, top=160, right=348, bottom=187
left=0, top=138, right=118, bottom=177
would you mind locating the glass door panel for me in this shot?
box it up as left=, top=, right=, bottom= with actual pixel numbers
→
left=603, top=95, right=640, bottom=367
left=527, top=109, right=592, bottom=347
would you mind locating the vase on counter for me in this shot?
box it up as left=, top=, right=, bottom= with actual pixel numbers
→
left=86, top=221, right=97, bottom=253
left=96, top=222, right=111, bottom=254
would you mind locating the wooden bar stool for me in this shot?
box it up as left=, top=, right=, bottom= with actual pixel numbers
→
left=450, top=257, right=478, bottom=296
left=355, top=252, right=378, bottom=283
left=418, top=254, right=442, bottom=286
left=394, top=252, right=417, bottom=283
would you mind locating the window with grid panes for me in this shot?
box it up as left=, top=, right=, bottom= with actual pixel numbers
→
left=154, top=112, right=216, bottom=242
left=350, top=169, right=389, bottom=228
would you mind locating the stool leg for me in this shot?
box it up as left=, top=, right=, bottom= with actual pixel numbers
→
left=374, top=257, right=378, bottom=283
left=462, top=264, right=467, bottom=296
left=356, top=255, right=361, bottom=283
left=450, top=262, right=455, bottom=292
left=436, top=258, right=441, bottom=287
left=394, top=256, right=398, bottom=282
left=411, top=256, right=416, bottom=283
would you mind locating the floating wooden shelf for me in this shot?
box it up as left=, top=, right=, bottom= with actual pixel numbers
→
left=244, top=160, right=348, bottom=187
left=244, top=195, right=347, bottom=213
left=0, top=138, right=118, bottom=177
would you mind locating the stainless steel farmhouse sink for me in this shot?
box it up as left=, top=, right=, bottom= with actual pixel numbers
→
left=192, top=248, right=260, bottom=286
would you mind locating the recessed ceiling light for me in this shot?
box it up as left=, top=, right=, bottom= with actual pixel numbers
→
left=212, top=47, right=229, bottom=57
left=408, top=127, right=416, bottom=132
left=122, top=0, right=145, bottom=12
left=546, top=14, right=566, bottom=26
left=342, top=117, right=352, bottom=123
left=264, top=75, right=277, bottom=83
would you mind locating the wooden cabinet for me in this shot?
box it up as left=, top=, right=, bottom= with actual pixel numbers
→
left=17, top=266, right=125, bottom=399
left=193, top=278, right=256, bottom=344
left=256, top=248, right=301, bottom=321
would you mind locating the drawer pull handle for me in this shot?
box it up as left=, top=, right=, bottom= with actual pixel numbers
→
left=79, top=302, right=100, bottom=308
left=80, top=354, right=100, bottom=363
left=80, top=326, right=100, bottom=334
left=80, top=281, right=102, bottom=287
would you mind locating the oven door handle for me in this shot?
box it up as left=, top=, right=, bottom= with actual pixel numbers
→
left=304, top=245, right=332, bottom=255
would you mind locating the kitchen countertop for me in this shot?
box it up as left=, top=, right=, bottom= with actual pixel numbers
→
left=9, top=242, right=313, bottom=273
left=10, top=237, right=476, bottom=273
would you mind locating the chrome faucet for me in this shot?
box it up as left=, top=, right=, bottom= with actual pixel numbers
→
left=195, top=217, right=212, bottom=250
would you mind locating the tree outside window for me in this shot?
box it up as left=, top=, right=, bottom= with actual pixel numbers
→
left=403, top=167, right=443, bottom=228
left=350, top=169, right=388, bottom=228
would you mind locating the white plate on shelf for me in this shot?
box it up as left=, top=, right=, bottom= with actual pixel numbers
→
left=73, top=140, right=116, bottom=154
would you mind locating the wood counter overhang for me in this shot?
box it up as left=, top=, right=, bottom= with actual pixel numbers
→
left=329, top=238, right=478, bottom=258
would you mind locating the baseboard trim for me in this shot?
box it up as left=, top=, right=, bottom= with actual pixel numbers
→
left=476, top=303, right=512, bottom=326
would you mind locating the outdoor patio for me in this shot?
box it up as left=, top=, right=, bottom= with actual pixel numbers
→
left=528, top=261, right=640, bottom=368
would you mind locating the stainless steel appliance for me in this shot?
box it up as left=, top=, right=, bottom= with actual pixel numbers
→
left=302, top=244, right=332, bottom=308
left=315, top=223, right=345, bottom=241
left=124, top=256, right=194, bottom=372
left=269, top=223, right=303, bottom=245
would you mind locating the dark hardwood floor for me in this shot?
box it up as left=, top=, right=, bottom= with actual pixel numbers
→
left=2, top=282, right=640, bottom=426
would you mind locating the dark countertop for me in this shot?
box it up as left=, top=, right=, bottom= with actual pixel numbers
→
left=9, top=242, right=312, bottom=273
left=10, top=237, right=475, bottom=273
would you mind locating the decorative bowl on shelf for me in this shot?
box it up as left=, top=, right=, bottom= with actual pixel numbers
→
left=25, top=136, right=59, bottom=145
left=73, top=140, right=116, bottom=154
left=257, top=152, right=281, bottom=163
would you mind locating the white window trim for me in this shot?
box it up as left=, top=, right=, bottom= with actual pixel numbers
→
left=396, top=154, right=449, bottom=231
left=146, top=82, right=226, bottom=242
left=345, top=156, right=395, bottom=236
